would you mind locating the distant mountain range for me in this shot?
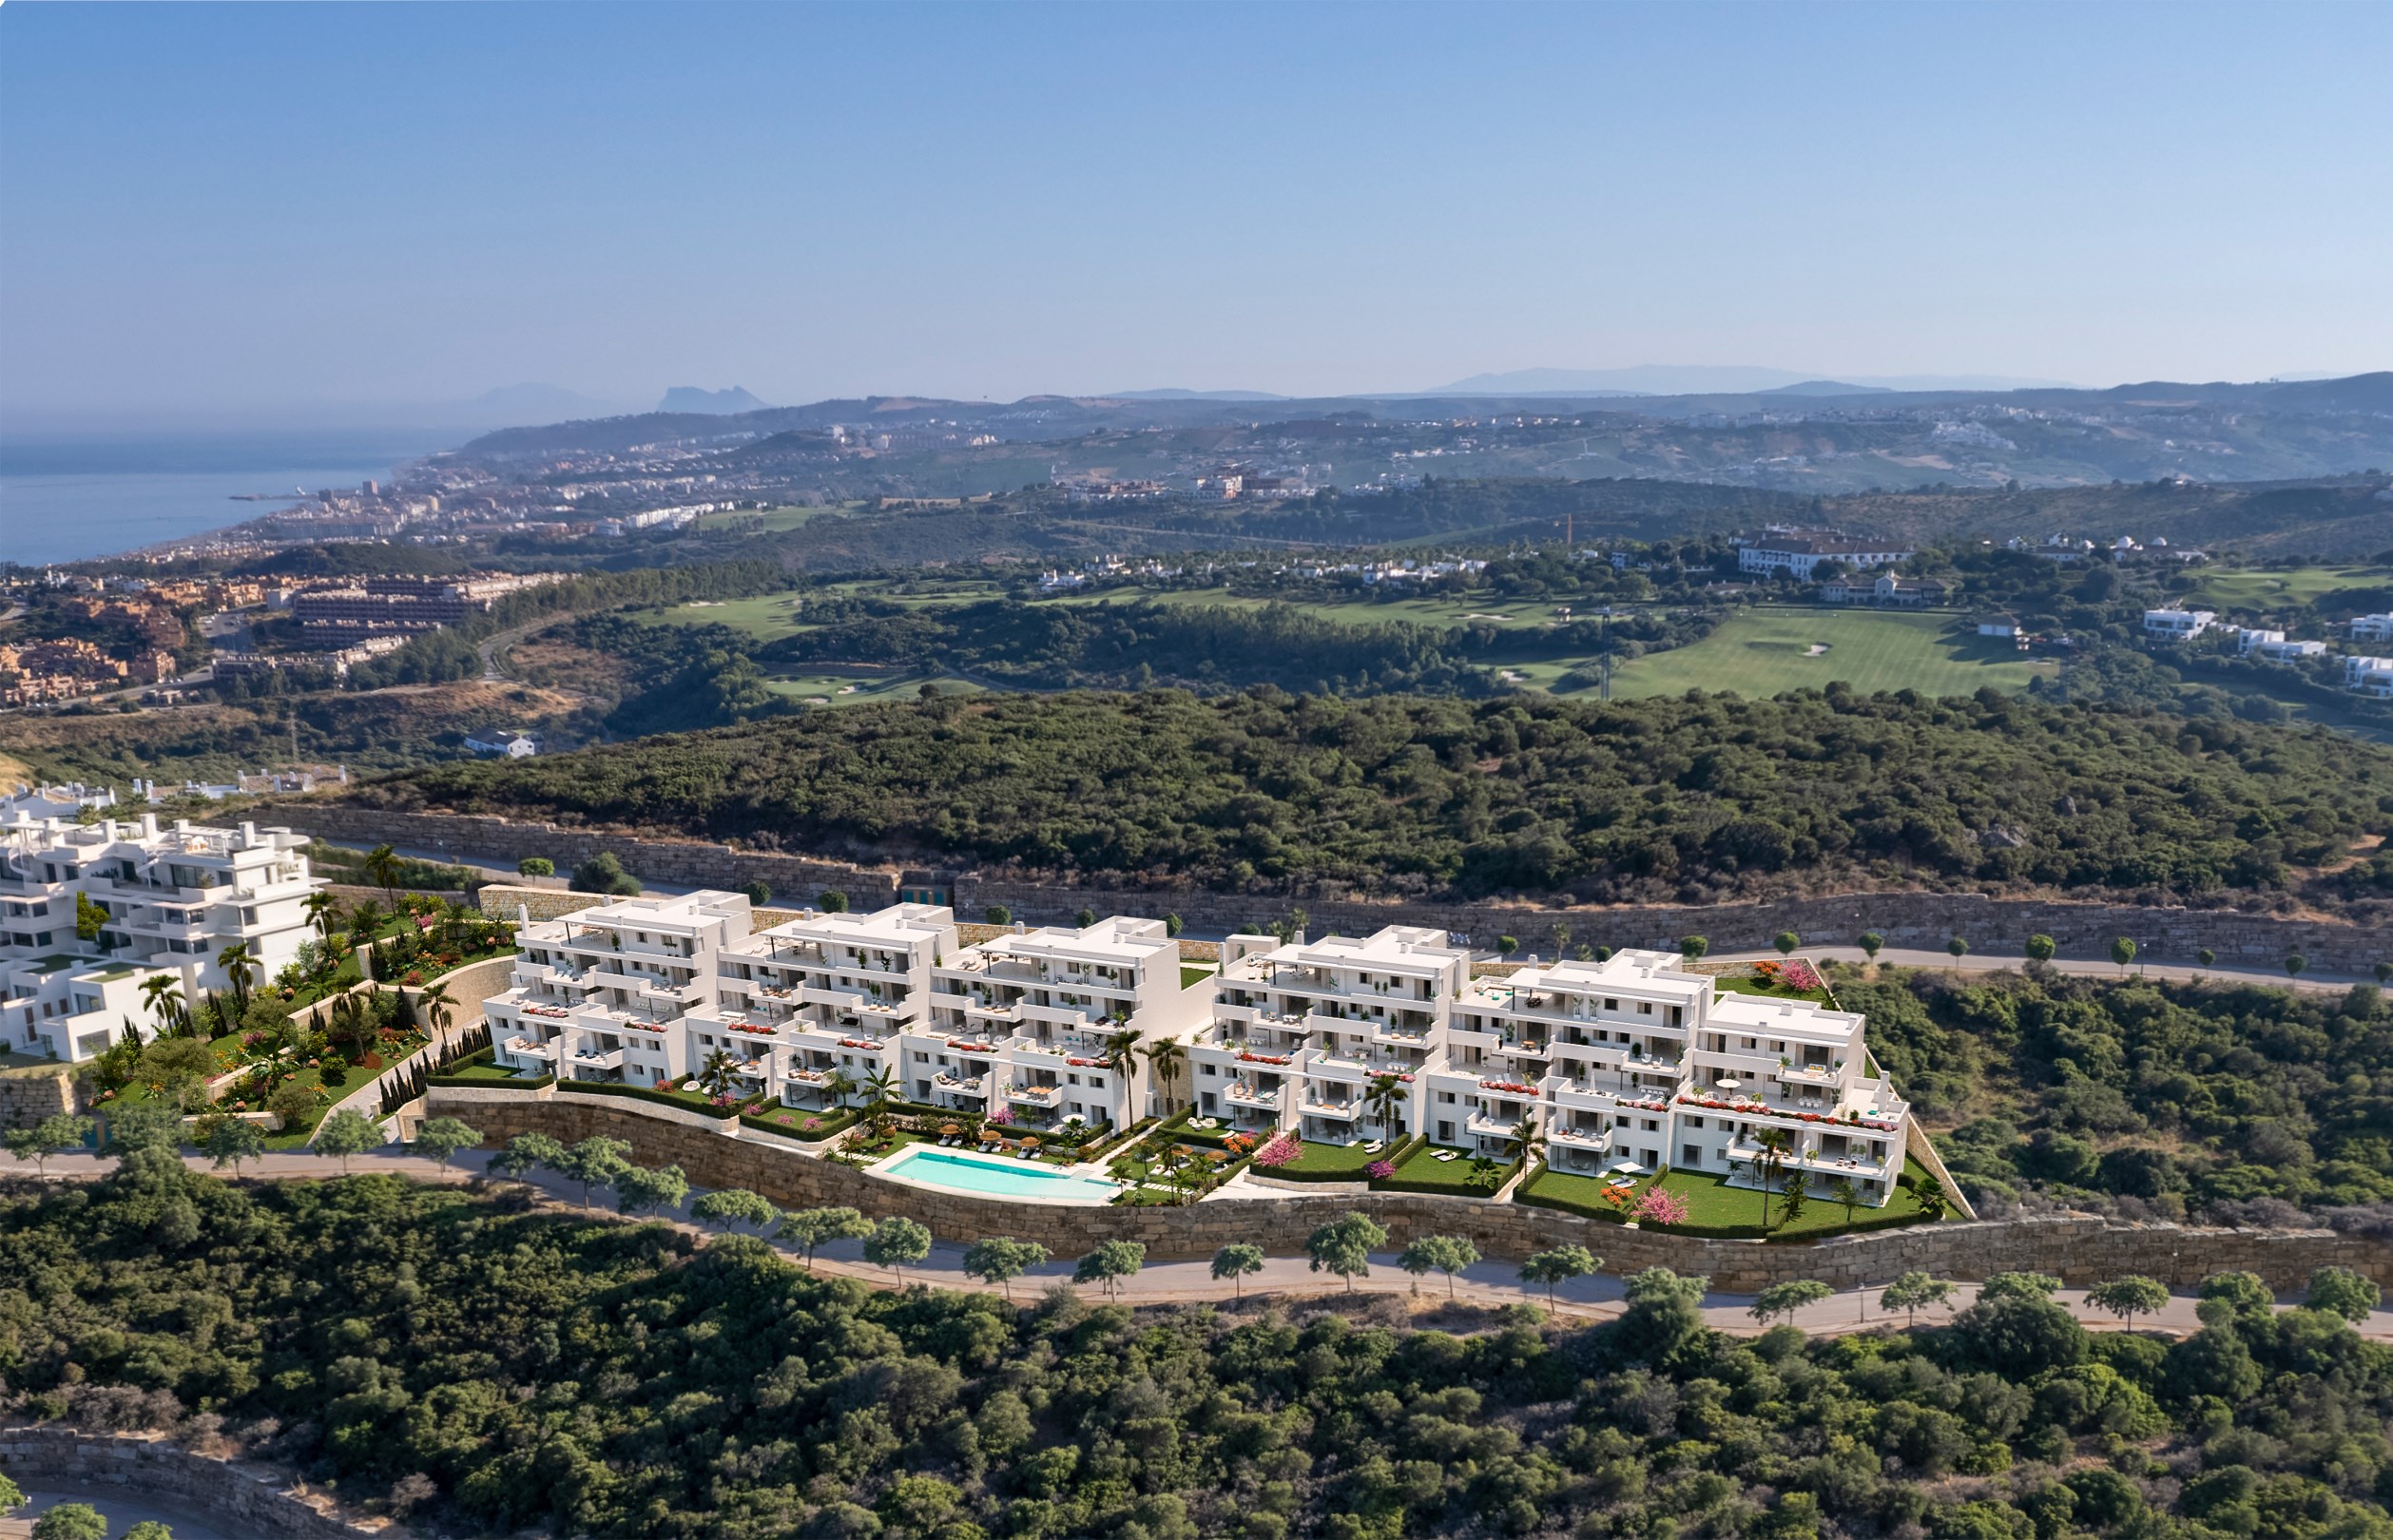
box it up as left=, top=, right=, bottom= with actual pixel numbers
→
left=659, top=386, right=776, bottom=414
left=1433, top=366, right=2075, bottom=395
left=1106, top=388, right=1292, bottom=402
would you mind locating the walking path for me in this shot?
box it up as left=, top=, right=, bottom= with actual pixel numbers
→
left=10, top=1145, right=2388, bottom=1342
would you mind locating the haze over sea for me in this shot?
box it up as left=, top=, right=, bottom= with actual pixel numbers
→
left=0, top=430, right=450, bottom=566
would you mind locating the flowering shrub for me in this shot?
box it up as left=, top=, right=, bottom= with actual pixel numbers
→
left=801, top=1117, right=820, bottom=1130
left=1780, top=959, right=1824, bottom=992
left=1364, top=1159, right=1396, bottom=1180
left=1631, top=1187, right=1690, bottom=1226
left=1251, top=1131, right=1301, bottom=1168
left=1600, top=1183, right=1631, bottom=1210
left=1222, top=1133, right=1253, bottom=1154
left=988, top=1106, right=1015, bottom=1126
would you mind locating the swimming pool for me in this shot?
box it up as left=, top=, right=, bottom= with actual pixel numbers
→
left=878, top=1146, right=1124, bottom=1203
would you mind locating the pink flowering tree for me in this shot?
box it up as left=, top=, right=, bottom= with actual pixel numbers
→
left=1252, top=1131, right=1301, bottom=1168
left=1781, top=959, right=1824, bottom=993
left=988, top=1105, right=1016, bottom=1126
left=1631, top=1186, right=1690, bottom=1227
left=1365, top=1159, right=1396, bottom=1181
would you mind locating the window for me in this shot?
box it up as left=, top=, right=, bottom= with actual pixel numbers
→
left=1684, top=1145, right=1702, bottom=1166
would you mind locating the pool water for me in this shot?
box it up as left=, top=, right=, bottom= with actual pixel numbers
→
left=880, top=1146, right=1123, bottom=1203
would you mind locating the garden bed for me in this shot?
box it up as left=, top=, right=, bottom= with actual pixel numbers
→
left=553, top=1079, right=756, bottom=1117
left=739, top=1104, right=856, bottom=1142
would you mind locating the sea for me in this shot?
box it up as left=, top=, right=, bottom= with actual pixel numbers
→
left=0, top=429, right=459, bottom=566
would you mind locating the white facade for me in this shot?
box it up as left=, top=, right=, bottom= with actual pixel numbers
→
left=2350, top=614, right=2393, bottom=644
left=2143, top=608, right=2216, bottom=638
left=2345, top=656, right=2393, bottom=698
left=0, top=791, right=324, bottom=1061
left=1737, top=535, right=1914, bottom=581
left=2242, top=631, right=2327, bottom=663
left=925, top=916, right=1211, bottom=1129
left=1191, top=926, right=1468, bottom=1145
left=487, top=890, right=752, bottom=1087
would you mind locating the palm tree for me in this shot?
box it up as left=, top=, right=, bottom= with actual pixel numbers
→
left=1507, top=1113, right=1544, bottom=1172
left=304, top=891, right=340, bottom=943
left=363, top=844, right=403, bottom=910
left=1142, top=1037, right=1187, bottom=1117
left=417, top=980, right=456, bottom=1036
left=1753, top=1126, right=1794, bottom=1229
left=823, top=1067, right=859, bottom=1111
left=863, top=1066, right=899, bottom=1130
left=140, top=972, right=186, bottom=1040
left=216, top=941, right=259, bottom=1023
left=1099, top=1027, right=1140, bottom=1077
left=696, top=1048, right=741, bottom=1100
left=1364, top=1073, right=1406, bottom=1140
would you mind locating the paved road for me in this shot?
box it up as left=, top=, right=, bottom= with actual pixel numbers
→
left=10, top=1146, right=2387, bottom=1342
left=1709, top=945, right=2376, bottom=994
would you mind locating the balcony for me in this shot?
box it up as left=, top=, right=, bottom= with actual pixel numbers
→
left=1371, top=1021, right=1433, bottom=1047
left=1008, top=1083, right=1065, bottom=1108
left=934, top=1071, right=990, bottom=1098
left=1549, top=1124, right=1610, bottom=1148
left=719, top=1016, right=782, bottom=1040
left=962, top=997, right=1024, bottom=1023
left=569, top=1047, right=624, bottom=1070
left=1225, top=1082, right=1283, bottom=1109
left=1301, top=1096, right=1360, bottom=1121
left=500, top=1035, right=558, bottom=1062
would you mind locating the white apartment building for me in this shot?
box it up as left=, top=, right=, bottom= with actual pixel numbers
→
left=488, top=890, right=751, bottom=1087
left=1429, top=949, right=1912, bottom=1207
left=699, top=901, right=957, bottom=1114
left=2350, top=614, right=2393, bottom=644
left=926, top=915, right=1210, bottom=1129
left=2143, top=608, right=2217, bottom=639
left=1737, top=533, right=1914, bottom=581
left=0, top=789, right=323, bottom=1062
left=1191, top=925, right=1469, bottom=1145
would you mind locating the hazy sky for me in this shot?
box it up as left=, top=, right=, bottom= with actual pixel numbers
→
left=3, top=2, right=2387, bottom=425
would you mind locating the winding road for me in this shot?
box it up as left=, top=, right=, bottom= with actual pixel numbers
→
left=8, top=1145, right=2386, bottom=1342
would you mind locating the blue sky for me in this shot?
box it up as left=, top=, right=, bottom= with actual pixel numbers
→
left=2, top=2, right=2387, bottom=424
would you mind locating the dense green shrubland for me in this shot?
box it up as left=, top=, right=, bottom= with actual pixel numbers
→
left=356, top=686, right=2393, bottom=905
left=2, top=1160, right=2389, bottom=1538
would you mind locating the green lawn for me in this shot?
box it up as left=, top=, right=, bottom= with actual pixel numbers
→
left=1521, top=1156, right=1946, bottom=1238
left=1263, top=1138, right=1396, bottom=1179
left=763, top=670, right=980, bottom=707
left=696, top=503, right=859, bottom=533
left=2188, top=565, right=2390, bottom=609
left=649, top=593, right=820, bottom=640
left=1379, top=1143, right=1505, bottom=1194
left=1179, top=964, right=1216, bottom=989
left=1711, top=975, right=1834, bottom=1006
left=1590, top=607, right=2057, bottom=701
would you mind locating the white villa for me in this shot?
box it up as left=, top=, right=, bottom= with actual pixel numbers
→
left=2142, top=607, right=2217, bottom=639
left=476, top=901, right=1920, bottom=1208
left=0, top=787, right=324, bottom=1062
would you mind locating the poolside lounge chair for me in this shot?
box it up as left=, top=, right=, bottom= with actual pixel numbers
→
left=1432, top=1149, right=1459, bottom=1163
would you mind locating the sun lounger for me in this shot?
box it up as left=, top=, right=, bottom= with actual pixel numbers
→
left=1432, top=1149, right=1459, bottom=1163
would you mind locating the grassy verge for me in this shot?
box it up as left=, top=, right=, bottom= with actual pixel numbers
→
left=1255, top=1137, right=1398, bottom=1182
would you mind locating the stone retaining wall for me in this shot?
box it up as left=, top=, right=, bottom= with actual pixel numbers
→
left=0, top=1068, right=81, bottom=1127
left=432, top=1088, right=2393, bottom=1296
left=0, top=1426, right=390, bottom=1539
left=271, top=804, right=2393, bottom=973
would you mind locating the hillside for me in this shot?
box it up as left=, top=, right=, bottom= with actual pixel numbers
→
left=343, top=688, right=2393, bottom=910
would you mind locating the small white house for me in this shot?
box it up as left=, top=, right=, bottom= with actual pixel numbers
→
left=465, top=731, right=542, bottom=759
left=2351, top=614, right=2393, bottom=644
left=2143, top=608, right=2216, bottom=639
left=2242, top=631, right=2326, bottom=663
left=2345, top=657, right=2393, bottom=698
